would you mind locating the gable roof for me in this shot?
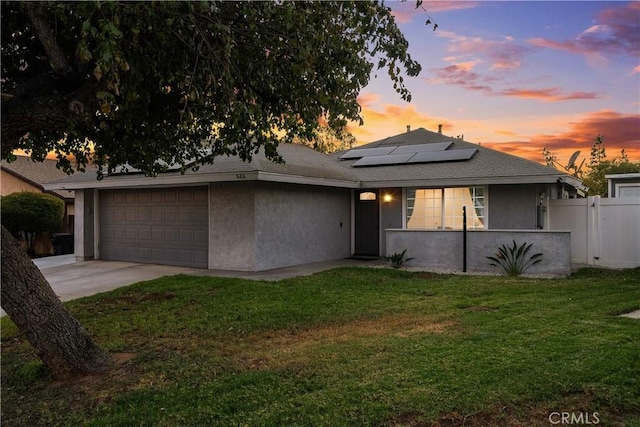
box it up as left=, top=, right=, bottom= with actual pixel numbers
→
left=45, top=143, right=360, bottom=190
left=44, top=127, right=583, bottom=192
left=335, top=127, right=578, bottom=188
left=1, top=156, right=75, bottom=200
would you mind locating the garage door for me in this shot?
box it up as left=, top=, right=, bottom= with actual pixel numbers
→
left=100, top=187, right=208, bottom=268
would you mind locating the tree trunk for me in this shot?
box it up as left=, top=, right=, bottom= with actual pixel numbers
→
left=1, top=226, right=112, bottom=379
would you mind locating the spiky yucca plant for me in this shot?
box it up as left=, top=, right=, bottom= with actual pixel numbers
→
left=487, top=241, right=543, bottom=277
left=385, top=249, right=414, bottom=269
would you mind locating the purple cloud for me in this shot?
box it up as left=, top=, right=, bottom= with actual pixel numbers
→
left=529, top=2, right=640, bottom=59
left=428, top=64, right=601, bottom=102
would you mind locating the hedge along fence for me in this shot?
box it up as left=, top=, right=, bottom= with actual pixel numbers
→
left=1, top=192, right=65, bottom=255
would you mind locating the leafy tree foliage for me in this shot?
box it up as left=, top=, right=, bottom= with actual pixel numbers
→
left=542, top=145, right=557, bottom=168
left=589, top=134, right=607, bottom=167
left=582, top=135, right=640, bottom=196
left=581, top=151, right=640, bottom=196
left=2, top=1, right=421, bottom=177
left=1, top=1, right=425, bottom=379
left=294, top=124, right=356, bottom=153
left=544, top=135, right=640, bottom=196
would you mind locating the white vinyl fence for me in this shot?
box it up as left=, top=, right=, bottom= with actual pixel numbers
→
left=548, top=196, right=640, bottom=269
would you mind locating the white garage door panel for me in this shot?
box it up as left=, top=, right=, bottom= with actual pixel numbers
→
left=100, top=187, right=208, bottom=268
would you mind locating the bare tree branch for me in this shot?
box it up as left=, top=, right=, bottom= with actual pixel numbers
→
left=22, top=1, right=71, bottom=74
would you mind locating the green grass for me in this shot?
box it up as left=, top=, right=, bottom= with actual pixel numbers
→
left=2, top=267, right=639, bottom=426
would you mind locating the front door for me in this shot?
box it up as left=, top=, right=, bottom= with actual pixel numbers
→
left=354, top=190, right=379, bottom=256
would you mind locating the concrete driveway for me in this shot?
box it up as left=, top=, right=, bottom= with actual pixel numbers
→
left=0, top=255, right=380, bottom=316
left=34, top=256, right=203, bottom=302
left=0, top=256, right=204, bottom=317
left=30, top=255, right=378, bottom=302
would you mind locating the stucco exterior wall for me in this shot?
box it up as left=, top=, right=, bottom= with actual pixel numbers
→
left=74, top=189, right=95, bottom=260
left=0, top=171, right=40, bottom=196
left=254, top=182, right=351, bottom=271
left=488, top=184, right=538, bottom=229
left=386, top=229, right=571, bottom=277
left=209, top=182, right=257, bottom=271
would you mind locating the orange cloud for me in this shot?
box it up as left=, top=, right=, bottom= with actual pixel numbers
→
left=499, top=88, right=601, bottom=102
left=348, top=103, right=449, bottom=144
left=356, top=92, right=381, bottom=109
left=351, top=102, right=639, bottom=166
left=483, top=110, right=640, bottom=164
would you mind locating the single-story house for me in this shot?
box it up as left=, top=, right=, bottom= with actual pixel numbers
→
left=45, top=127, right=586, bottom=276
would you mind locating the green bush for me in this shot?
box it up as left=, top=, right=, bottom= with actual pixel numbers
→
left=385, top=249, right=414, bottom=269
left=487, top=240, right=543, bottom=277
left=1, top=192, right=64, bottom=237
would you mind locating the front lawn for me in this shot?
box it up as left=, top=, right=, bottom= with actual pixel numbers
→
left=2, top=267, right=639, bottom=426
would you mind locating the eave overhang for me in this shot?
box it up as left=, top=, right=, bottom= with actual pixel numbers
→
left=43, top=171, right=359, bottom=191
left=359, top=174, right=574, bottom=189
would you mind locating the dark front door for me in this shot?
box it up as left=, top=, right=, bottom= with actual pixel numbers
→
left=354, top=190, right=379, bottom=256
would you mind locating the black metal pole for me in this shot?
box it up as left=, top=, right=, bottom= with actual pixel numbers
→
left=462, top=206, right=467, bottom=272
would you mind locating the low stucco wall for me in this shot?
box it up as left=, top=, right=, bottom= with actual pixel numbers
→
left=386, top=229, right=572, bottom=277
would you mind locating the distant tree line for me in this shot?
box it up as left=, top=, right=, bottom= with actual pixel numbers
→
left=543, top=135, right=640, bottom=196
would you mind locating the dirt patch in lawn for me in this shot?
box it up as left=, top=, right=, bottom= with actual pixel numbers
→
left=235, top=314, right=455, bottom=370
left=100, top=291, right=176, bottom=305
left=48, top=352, right=137, bottom=390
left=257, top=314, right=453, bottom=345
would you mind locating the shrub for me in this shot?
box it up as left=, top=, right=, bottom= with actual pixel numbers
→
left=385, top=249, right=414, bottom=269
left=1, top=192, right=64, bottom=253
left=487, top=240, right=543, bottom=277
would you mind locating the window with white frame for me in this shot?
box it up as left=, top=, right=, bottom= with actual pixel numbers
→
left=406, top=187, right=485, bottom=230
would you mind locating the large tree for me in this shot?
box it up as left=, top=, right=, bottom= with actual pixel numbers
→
left=1, top=1, right=422, bottom=378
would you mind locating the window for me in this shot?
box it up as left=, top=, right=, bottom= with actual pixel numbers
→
left=406, top=187, right=485, bottom=230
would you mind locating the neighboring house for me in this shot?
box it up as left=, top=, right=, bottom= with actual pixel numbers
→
left=606, top=173, right=640, bottom=198
left=45, top=127, right=586, bottom=276
left=1, top=156, right=76, bottom=255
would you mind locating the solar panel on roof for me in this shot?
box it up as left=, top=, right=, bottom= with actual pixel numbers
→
left=352, top=153, right=415, bottom=167
left=390, top=142, right=453, bottom=154
left=406, top=148, right=477, bottom=164
left=338, top=146, right=397, bottom=159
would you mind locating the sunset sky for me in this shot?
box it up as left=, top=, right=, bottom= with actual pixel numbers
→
left=351, top=1, right=640, bottom=167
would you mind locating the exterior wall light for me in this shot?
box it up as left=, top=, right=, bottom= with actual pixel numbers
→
left=383, top=193, right=393, bottom=203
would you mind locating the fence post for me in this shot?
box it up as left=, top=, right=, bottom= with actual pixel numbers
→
left=587, top=196, right=601, bottom=266
left=462, top=206, right=467, bottom=272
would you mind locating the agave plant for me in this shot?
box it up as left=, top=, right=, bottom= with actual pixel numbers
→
left=385, top=249, right=414, bottom=269
left=487, top=240, right=543, bottom=277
